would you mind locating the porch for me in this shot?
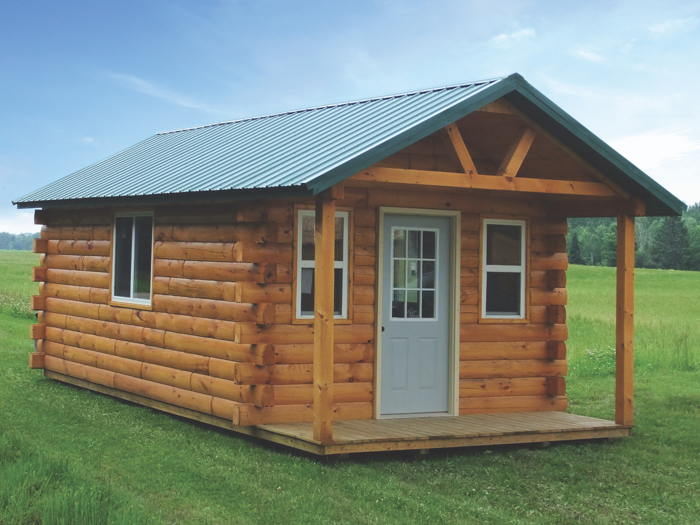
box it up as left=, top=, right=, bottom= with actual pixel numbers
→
left=253, top=411, right=630, bottom=455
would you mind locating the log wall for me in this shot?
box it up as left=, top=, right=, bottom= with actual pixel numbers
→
left=31, top=184, right=568, bottom=426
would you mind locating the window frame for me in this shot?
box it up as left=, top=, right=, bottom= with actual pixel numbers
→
left=111, top=211, right=155, bottom=307
left=294, top=208, right=350, bottom=322
left=480, top=218, right=527, bottom=321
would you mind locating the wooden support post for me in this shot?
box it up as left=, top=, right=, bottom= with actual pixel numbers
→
left=314, top=194, right=336, bottom=443
left=616, top=214, right=635, bottom=426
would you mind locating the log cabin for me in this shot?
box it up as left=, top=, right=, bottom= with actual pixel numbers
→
left=15, top=73, right=685, bottom=455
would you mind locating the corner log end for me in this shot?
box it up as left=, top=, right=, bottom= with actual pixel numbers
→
left=31, top=295, right=47, bottom=311
left=32, top=267, right=48, bottom=282
left=30, top=324, right=46, bottom=340
left=546, top=340, right=566, bottom=360
left=546, top=376, right=566, bottom=396
left=29, top=352, right=46, bottom=369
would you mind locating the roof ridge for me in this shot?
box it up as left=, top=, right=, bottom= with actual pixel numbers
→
left=156, top=76, right=506, bottom=135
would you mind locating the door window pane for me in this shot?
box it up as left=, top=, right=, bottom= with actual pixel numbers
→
left=408, top=230, right=421, bottom=258
left=422, top=231, right=436, bottom=259
left=393, top=229, right=406, bottom=258
left=391, top=227, right=438, bottom=320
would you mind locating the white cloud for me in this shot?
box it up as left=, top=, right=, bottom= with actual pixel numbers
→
left=492, top=28, right=535, bottom=46
left=650, top=17, right=698, bottom=36
left=539, top=76, right=602, bottom=100
left=80, top=137, right=95, bottom=143
left=610, top=129, right=700, bottom=170
left=576, top=50, right=604, bottom=62
left=0, top=210, right=41, bottom=234
left=103, top=72, right=224, bottom=115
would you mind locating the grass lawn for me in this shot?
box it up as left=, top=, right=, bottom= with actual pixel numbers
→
left=1, top=251, right=699, bottom=524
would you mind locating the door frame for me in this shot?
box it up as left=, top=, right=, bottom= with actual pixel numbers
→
left=374, top=207, right=461, bottom=419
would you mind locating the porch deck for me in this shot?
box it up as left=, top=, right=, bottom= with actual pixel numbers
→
left=254, top=411, right=631, bottom=455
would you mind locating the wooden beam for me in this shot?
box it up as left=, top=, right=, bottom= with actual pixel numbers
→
left=497, top=127, right=537, bottom=177
left=548, top=198, right=645, bottom=218
left=445, top=123, right=478, bottom=176
left=352, top=167, right=615, bottom=197
left=477, top=99, right=630, bottom=198
left=314, top=195, right=336, bottom=443
left=615, top=214, right=635, bottom=426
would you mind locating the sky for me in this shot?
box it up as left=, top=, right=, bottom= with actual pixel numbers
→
left=2, top=0, right=699, bottom=233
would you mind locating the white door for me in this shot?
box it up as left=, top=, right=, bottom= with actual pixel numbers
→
left=380, top=214, right=451, bottom=416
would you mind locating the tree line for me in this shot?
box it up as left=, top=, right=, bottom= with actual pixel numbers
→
left=0, top=232, right=40, bottom=251
left=568, top=203, right=700, bottom=271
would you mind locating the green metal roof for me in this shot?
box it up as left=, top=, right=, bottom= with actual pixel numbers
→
left=14, top=73, right=685, bottom=216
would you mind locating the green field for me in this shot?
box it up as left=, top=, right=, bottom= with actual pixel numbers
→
left=0, top=250, right=698, bottom=524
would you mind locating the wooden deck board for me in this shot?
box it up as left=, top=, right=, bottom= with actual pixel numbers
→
left=259, top=411, right=631, bottom=454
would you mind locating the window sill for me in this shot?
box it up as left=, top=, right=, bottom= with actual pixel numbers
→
left=478, top=316, right=529, bottom=324
left=109, top=299, right=153, bottom=311
left=292, top=317, right=353, bottom=325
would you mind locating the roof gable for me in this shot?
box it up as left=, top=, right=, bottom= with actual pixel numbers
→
left=14, top=74, right=685, bottom=216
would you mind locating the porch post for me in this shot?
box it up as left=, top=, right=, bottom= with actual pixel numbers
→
left=313, top=194, right=336, bottom=442
left=615, top=214, right=635, bottom=426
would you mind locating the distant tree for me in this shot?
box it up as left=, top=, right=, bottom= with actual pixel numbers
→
left=0, top=232, right=38, bottom=250
left=569, top=232, right=583, bottom=264
left=647, top=216, right=689, bottom=270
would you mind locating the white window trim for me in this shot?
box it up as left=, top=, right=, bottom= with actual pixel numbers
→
left=296, top=209, right=349, bottom=320
left=481, top=218, right=526, bottom=319
left=112, top=211, right=154, bottom=306
left=389, top=226, right=440, bottom=322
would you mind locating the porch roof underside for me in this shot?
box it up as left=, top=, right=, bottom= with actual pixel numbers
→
left=14, top=74, right=684, bottom=216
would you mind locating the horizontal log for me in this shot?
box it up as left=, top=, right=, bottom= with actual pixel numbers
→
left=273, top=343, right=374, bottom=364
left=355, top=227, right=376, bottom=247
left=236, top=203, right=293, bottom=224
left=531, top=252, right=568, bottom=271
left=461, top=268, right=478, bottom=287
left=154, top=203, right=239, bottom=224
left=41, top=225, right=111, bottom=241
left=531, top=288, right=567, bottom=306
left=459, top=377, right=547, bottom=398
left=155, top=277, right=234, bottom=301
left=460, top=341, right=548, bottom=361
left=460, top=230, right=479, bottom=250
left=353, top=305, right=374, bottom=324
left=547, top=198, right=644, bottom=218
left=45, top=297, right=101, bottom=319
left=30, top=324, right=45, bottom=340
left=31, top=295, right=46, bottom=311
left=354, top=208, right=376, bottom=228
left=460, top=287, right=478, bottom=305
left=39, top=340, right=64, bottom=358
left=64, top=344, right=142, bottom=378
left=531, top=218, right=567, bottom=235
left=46, top=268, right=110, bottom=288
left=354, top=246, right=375, bottom=266
left=275, top=304, right=292, bottom=324
left=353, top=265, right=375, bottom=285
left=235, top=282, right=291, bottom=304
left=460, top=323, right=567, bottom=342
left=353, top=286, right=375, bottom=306
left=115, top=340, right=210, bottom=374
left=235, top=242, right=293, bottom=264
left=155, top=222, right=278, bottom=244
left=34, top=209, right=49, bottom=225
left=276, top=263, right=292, bottom=284
left=36, top=209, right=112, bottom=226
left=461, top=214, right=480, bottom=232
left=44, top=355, right=116, bottom=389
left=41, top=255, right=109, bottom=272
left=113, top=373, right=214, bottom=415
left=232, top=401, right=371, bottom=426
left=154, top=241, right=235, bottom=262
left=41, top=283, right=109, bottom=304
left=192, top=373, right=273, bottom=407
left=141, top=361, right=191, bottom=390
left=154, top=259, right=276, bottom=284
left=152, top=294, right=275, bottom=324
left=274, top=382, right=373, bottom=405
left=547, top=341, right=566, bottom=360
left=46, top=326, right=117, bottom=355
left=277, top=223, right=293, bottom=244
left=460, top=359, right=567, bottom=379
left=547, top=305, right=566, bottom=324
left=163, top=331, right=274, bottom=365
left=43, top=240, right=111, bottom=257
left=234, top=323, right=374, bottom=345
left=29, top=352, right=45, bottom=369
left=232, top=362, right=373, bottom=385
left=547, top=376, right=566, bottom=396
left=459, top=395, right=566, bottom=414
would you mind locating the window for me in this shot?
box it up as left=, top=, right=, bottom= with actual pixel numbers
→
left=296, top=209, right=349, bottom=319
left=112, top=212, right=154, bottom=305
left=390, top=228, right=438, bottom=320
left=482, top=219, right=526, bottom=318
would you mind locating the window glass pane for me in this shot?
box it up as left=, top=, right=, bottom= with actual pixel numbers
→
left=422, top=231, right=436, bottom=259
left=393, top=260, right=405, bottom=288
left=406, top=290, right=420, bottom=318
left=334, top=217, right=344, bottom=262
left=486, top=224, right=522, bottom=266
left=393, top=229, right=406, bottom=258
left=422, top=291, right=435, bottom=319
left=485, top=272, right=521, bottom=315
left=333, top=268, right=343, bottom=315
left=301, top=215, right=315, bottom=261
left=114, top=217, right=133, bottom=298
left=408, top=230, right=421, bottom=258
left=392, top=290, right=405, bottom=318
left=300, top=268, right=315, bottom=315
left=133, top=216, right=152, bottom=299
left=422, top=261, right=435, bottom=289
left=407, top=260, right=420, bottom=288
